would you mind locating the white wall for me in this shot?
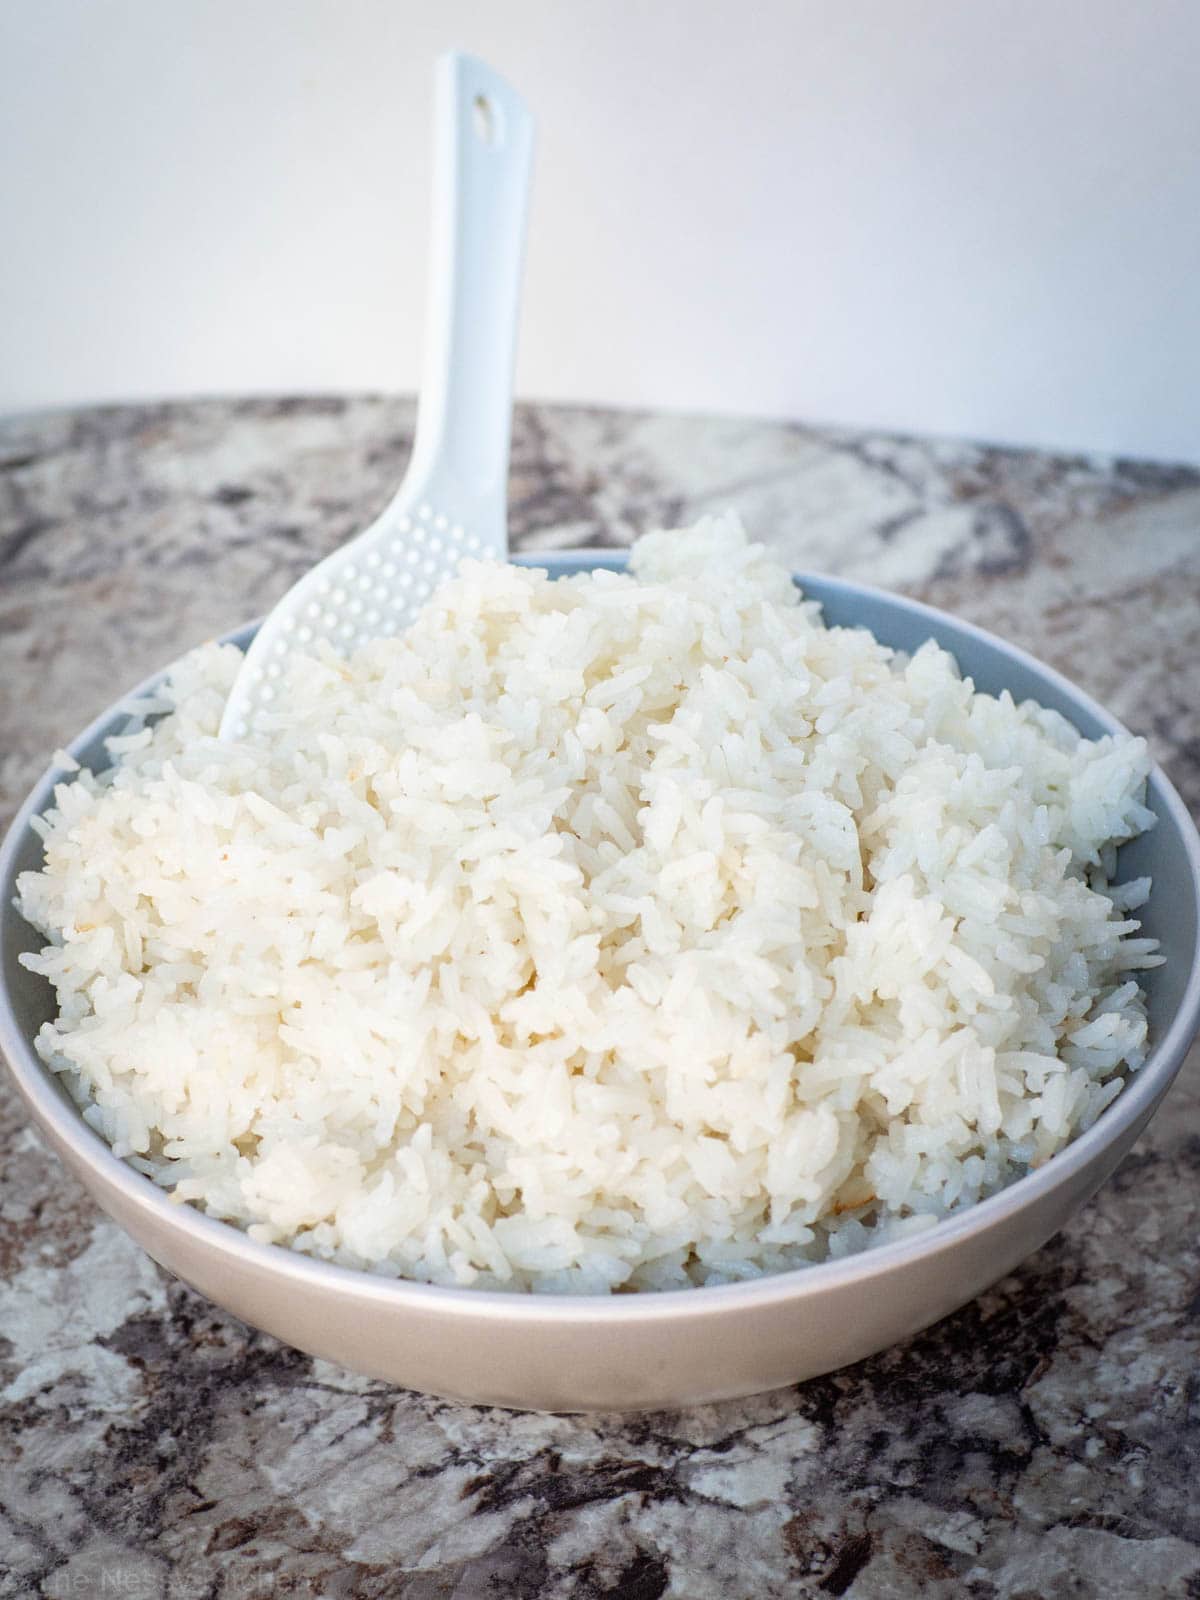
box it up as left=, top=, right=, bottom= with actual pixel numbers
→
left=3, top=0, right=1199, bottom=461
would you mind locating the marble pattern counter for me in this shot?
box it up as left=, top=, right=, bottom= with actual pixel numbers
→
left=2, top=397, right=1199, bottom=1599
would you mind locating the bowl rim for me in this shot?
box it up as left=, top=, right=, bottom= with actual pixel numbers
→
left=3, top=551, right=1199, bottom=1326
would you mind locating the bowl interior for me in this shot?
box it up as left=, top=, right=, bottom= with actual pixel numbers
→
left=3, top=555, right=1197, bottom=1161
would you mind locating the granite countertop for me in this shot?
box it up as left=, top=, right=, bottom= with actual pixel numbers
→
left=2, top=396, right=1199, bottom=1599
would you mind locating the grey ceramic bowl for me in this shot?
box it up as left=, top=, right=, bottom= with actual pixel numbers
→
left=3, top=551, right=1199, bottom=1412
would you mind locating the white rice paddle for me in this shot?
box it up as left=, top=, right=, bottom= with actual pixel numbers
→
left=220, top=53, right=534, bottom=739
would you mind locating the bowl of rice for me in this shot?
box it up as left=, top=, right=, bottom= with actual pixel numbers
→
left=3, top=518, right=1199, bottom=1411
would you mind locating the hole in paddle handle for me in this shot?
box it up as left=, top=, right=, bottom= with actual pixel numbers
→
left=472, top=93, right=498, bottom=146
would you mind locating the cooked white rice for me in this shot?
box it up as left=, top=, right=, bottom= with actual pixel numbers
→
left=17, top=516, right=1161, bottom=1292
